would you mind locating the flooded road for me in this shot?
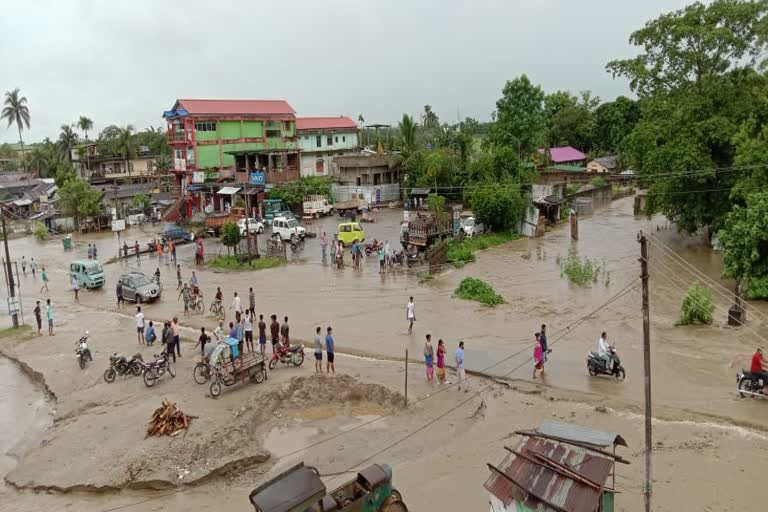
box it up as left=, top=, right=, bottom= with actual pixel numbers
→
left=3, top=196, right=768, bottom=428
left=0, top=357, right=52, bottom=486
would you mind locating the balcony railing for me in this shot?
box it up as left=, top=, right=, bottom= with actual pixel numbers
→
left=168, top=131, right=190, bottom=144
left=266, top=167, right=299, bottom=184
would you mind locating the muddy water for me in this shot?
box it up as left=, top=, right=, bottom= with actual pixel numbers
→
left=0, top=358, right=52, bottom=485
left=3, top=197, right=768, bottom=427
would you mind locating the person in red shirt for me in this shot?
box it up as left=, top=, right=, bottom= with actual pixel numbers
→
left=750, top=347, right=768, bottom=394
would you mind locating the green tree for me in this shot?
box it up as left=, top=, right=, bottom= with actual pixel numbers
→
left=58, top=124, right=79, bottom=162
left=131, top=193, right=151, bottom=211
left=97, top=125, right=122, bottom=156
left=594, top=96, right=640, bottom=153
left=398, top=114, right=418, bottom=154
left=154, top=152, right=171, bottom=172
left=53, top=163, right=77, bottom=188
left=679, top=281, right=715, bottom=325
left=58, top=179, right=102, bottom=227
left=719, top=191, right=768, bottom=298
left=77, top=116, right=93, bottom=141
left=469, top=180, right=527, bottom=232
left=269, top=176, right=332, bottom=207
left=608, top=0, right=768, bottom=233
left=486, top=74, right=546, bottom=155
left=1, top=88, right=31, bottom=171
left=221, top=221, right=241, bottom=255
left=545, top=90, right=599, bottom=152
left=117, top=125, right=137, bottom=176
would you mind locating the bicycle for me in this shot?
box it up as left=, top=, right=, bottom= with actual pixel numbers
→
left=209, top=300, right=225, bottom=318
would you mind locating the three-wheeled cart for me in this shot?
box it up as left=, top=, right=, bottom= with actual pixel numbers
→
left=206, top=338, right=267, bottom=398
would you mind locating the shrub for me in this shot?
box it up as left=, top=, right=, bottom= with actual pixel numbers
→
left=33, top=221, right=48, bottom=240
left=207, top=255, right=285, bottom=271
left=446, top=232, right=519, bottom=267
left=678, top=281, right=715, bottom=325
left=220, top=222, right=241, bottom=255
left=565, top=184, right=580, bottom=196
left=561, top=256, right=600, bottom=286
left=454, top=277, right=505, bottom=305
left=590, top=176, right=607, bottom=188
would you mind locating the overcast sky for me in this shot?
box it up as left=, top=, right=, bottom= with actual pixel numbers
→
left=0, top=0, right=692, bottom=144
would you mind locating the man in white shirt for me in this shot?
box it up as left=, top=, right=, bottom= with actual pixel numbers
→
left=136, top=306, right=145, bottom=345
left=230, top=291, right=242, bottom=315
left=213, top=319, right=225, bottom=343
left=598, top=331, right=612, bottom=368
left=406, top=296, right=415, bottom=334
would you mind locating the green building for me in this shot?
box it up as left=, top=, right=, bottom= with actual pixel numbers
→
left=163, top=99, right=300, bottom=186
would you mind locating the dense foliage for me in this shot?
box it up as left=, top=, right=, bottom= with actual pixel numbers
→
left=679, top=281, right=715, bottom=325
left=561, top=256, right=600, bottom=286
left=718, top=192, right=768, bottom=298
left=220, top=222, right=241, bottom=255
left=446, top=232, right=520, bottom=267
left=269, top=176, right=331, bottom=207
left=58, top=178, right=102, bottom=224
left=454, top=277, right=505, bottom=306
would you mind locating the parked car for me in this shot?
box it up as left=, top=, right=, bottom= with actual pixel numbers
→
left=119, top=272, right=161, bottom=303
left=337, top=222, right=365, bottom=246
left=460, top=216, right=485, bottom=237
left=70, top=259, right=105, bottom=289
left=237, top=217, right=264, bottom=236
left=271, top=216, right=306, bottom=241
left=163, top=223, right=195, bottom=241
left=302, top=195, right=333, bottom=218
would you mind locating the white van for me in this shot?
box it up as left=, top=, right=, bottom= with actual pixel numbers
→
left=271, top=217, right=306, bottom=241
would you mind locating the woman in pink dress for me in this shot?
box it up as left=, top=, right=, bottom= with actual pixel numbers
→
left=532, top=332, right=544, bottom=379
left=436, top=339, right=446, bottom=383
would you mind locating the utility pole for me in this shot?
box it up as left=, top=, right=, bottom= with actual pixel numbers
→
left=638, top=230, right=652, bottom=512
left=1, top=209, right=18, bottom=327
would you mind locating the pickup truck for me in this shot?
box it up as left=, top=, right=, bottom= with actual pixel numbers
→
left=303, top=195, right=333, bottom=218
left=333, top=198, right=368, bottom=217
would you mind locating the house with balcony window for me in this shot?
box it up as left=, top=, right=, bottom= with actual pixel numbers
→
left=162, top=99, right=299, bottom=186
left=296, top=116, right=359, bottom=177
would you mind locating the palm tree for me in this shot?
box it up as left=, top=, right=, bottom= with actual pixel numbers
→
left=1, top=88, right=31, bottom=171
left=58, top=124, right=79, bottom=162
left=398, top=114, right=417, bottom=154
left=117, top=125, right=136, bottom=177
left=422, top=105, right=438, bottom=131
left=77, top=116, right=93, bottom=141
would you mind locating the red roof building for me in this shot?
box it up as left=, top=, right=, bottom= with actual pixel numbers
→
left=296, top=116, right=360, bottom=177
left=173, top=99, right=296, bottom=117
left=296, top=116, right=358, bottom=132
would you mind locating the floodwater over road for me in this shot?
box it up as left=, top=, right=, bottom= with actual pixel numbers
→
left=0, top=357, right=52, bottom=486
left=3, top=196, right=768, bottom=427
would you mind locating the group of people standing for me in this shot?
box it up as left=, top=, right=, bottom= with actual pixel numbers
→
left=134, top=305, right=182, bottom=362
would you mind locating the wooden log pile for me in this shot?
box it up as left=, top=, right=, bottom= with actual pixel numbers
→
left=146, top=399, right=196, bottom=437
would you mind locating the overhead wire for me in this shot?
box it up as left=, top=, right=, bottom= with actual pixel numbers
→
left=99, top=277, right=639, bottom=512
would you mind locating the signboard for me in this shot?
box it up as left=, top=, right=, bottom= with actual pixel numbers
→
left=7, top=297, right=19, bottom=315
left=112, top=219, right=126, bottom=232
left=205, top=171, right=220, bottom=181
left=250, top=171, right=266, bottom=185
left=192, top=171, right=205, bottom=184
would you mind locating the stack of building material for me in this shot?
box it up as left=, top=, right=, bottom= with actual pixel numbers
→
left=146, top=399, right=195, bottom=437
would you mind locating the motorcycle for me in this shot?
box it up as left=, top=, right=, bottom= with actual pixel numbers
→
left=364, top=240, right=383, bottom=256
left=104, top=353, right=136, bottom=382
left=75, top=332, right=92, bottom=370
left=586, top=347, right=626, bottom=380
left=143, top=352, right=176, bottom=387
left=406, top=251, right=422, bottom=268
left=737, top=370, right=768, bottom=399
left=268, top=343, right=305, bottom=370
left=129, top=354, right=151, bottom=376
left=290, top=234, right=306, bottom=254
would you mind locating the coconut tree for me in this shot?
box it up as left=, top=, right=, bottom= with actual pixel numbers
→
left=117, top=125, right=136, bottom=177
left=77, top=116, right=93, bottom=141
left=398, top=114, right=417, bottom=154
left=1, top=88, right=31, bottom=171
left=58, top=124, right=79, bottom=162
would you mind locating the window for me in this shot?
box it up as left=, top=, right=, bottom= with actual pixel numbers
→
left=353, top=223, right=361, bottom=231
left=266, top=120, right=281, bottom=138
left=342, top=136, right=346, bottom=142
left=327, top=135, right=333, bottom=146
left=335, top=136, right=339, bottom=143
left=194, top=122, right=217, bottom=132
left=316, top=136, right=322, bottom=148
left=304, top=135, right=308, bottom=140
left=340, top=225, right=351, bottom=233
left=174, top=149, right=183, bottom=159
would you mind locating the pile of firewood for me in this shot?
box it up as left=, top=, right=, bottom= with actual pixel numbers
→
left=146, top=400, right=196, bottom=437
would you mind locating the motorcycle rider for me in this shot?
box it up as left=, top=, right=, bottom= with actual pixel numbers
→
left=598, top=331, right=612, bottom=371
left=750, top=347, right=768, bottom=394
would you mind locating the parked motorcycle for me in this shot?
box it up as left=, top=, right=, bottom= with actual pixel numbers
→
left=75, top=332, right=92, bottom=370
left=406, top=251, right=422, bottom=268
left=143, top=352, right=176, bottom=387
left=737, top=370, right=768, bottom=399
left=269, top=344, right=305, bottom=370
left=586, top=347, right=626, bottom=380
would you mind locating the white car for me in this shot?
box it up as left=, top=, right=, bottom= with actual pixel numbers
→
left=271, top=216, right=306, bottom=241
left=460, top=217, right=484, bottom=237
left=237, top=217, right=264, bottom=236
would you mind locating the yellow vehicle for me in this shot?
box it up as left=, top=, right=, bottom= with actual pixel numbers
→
left=337, top=222, right=365, bottom=246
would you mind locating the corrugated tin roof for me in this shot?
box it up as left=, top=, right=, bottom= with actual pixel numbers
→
left=593, top=155, right=618, bottom=169
left=174, top=99, right=296, bottom=116
left=296, top=116, right=358, bottom=131
left=537, top=421, right=627, bottom=448
left=485, top=437, right=614, bottom=512
left=538, top=146, right=587, bottom=163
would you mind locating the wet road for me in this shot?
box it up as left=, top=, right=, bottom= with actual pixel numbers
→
left=3, top=197, right=768, bottom=427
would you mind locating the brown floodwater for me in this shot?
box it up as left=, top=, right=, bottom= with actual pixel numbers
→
left=3, top=196, right=768, bottom=427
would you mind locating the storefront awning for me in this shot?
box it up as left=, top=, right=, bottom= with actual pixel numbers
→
left=217, top=187, right=241, bottom=195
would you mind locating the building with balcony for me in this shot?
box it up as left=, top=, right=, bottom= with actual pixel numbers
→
left=162, top=99, right=299, bottom=189
left=296, top=116, right=359, bottom=177
left=72, top=143, right=161, bottom=183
